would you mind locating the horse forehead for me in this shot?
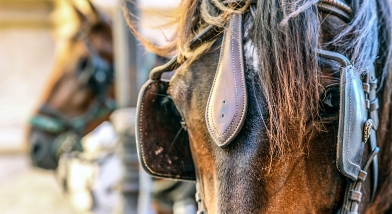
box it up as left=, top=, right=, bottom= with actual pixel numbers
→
left=90, top=36, right=113, bottom=56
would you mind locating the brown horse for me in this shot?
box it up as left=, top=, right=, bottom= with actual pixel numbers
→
left=134, top=0, right=392, bottom=213
left=28, top=2, right=115, bottom=170
left=27, top=3, right=196, bottom=214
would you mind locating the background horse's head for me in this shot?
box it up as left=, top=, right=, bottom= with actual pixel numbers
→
left=28, top=1, right=115, bottom=170
left=136, top=0, right=392, bottom=213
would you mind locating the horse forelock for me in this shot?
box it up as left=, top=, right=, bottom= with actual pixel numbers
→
left=247, top=1, right=321, bottom=158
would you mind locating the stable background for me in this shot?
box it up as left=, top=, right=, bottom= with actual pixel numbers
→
left=0, top=0, right=178, bottom=213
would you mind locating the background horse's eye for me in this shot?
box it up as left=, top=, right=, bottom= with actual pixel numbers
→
left=320, top=86, right=340, bottom=118
left=77, top=58, right=89, bottom=73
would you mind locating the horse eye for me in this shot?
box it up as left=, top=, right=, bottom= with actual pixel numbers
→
left=161, top=96, right=182, bottom=119
left=77, top=58, right=89, bottom=73
left=320, top=86, right=340, bottom=118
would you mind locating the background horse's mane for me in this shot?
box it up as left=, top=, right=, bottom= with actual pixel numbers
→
left=126, top=0, right=392, bottom=212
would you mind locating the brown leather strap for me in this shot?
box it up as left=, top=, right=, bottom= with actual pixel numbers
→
left=149, top=0, right=258, bottom=81
left=206, top=14, right=247, bottom=147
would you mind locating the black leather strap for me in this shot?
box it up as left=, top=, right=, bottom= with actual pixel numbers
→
left=363, top=67, right=379, bottom=202
left=318, top=49, right=380, bottom=213
left=318, top=2, right=351, bottom=22
left=340, top=148, right=379, bottom=214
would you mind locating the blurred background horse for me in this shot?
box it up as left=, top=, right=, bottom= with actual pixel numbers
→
left=26, top=1, right=196, bottom=213
left=28, top=0, right=115, bottom=170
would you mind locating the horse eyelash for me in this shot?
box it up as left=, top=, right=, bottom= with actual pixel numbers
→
left=168, top=127, right=184, bottom=153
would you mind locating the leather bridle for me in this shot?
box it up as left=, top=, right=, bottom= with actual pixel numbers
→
left=29, top=28, right=115, bottom=158
left=142, top=1, right=380, bottom=214
left=318, top=49, right=379, bottom=214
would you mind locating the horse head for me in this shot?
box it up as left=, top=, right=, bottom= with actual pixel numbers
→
left=135, top=0, right=392, bottom=213
left=28, top=1, right=115, bottom=169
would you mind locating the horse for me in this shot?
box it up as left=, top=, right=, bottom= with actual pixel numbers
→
left=27, top=1, right=115, bottom=170
left=27, top=1, right=197, bottom=213
left=134, top=0, right=392, bottom=213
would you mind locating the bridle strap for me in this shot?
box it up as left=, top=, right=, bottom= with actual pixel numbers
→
left=150, top=0, right=261, bottom=81
left=318, top=2, right=351, bottom=22
left=30, top=31, right=115, bottom=135
left=150, top=25, right=223, bottom=80
left=31, top=96, right=116, bottom=135
left=363, top=67, right=380, bottom=202
left=340, top=148, right=379, bottom=214
left=318, top=0, right=380, bottom=210
left=322, top=0, right=352, bottom=14
left=318, top=49, right=380, bottom=214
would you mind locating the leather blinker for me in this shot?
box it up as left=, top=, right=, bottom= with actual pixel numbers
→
left=336, top=65, right=367, bottom=181
left=136, top=79, right=196, bottom=180
left=318, top=49, right=368, bottom=182
left=206, top=14, right=248, bottom=148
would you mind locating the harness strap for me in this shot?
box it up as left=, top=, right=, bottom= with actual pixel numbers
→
left=339, top=65, right=380, bottom=214
left=150, top=0, right=258, bottom=81
left=364, top=67, right=379, bottom=203
left=322, top=0, right=352, bottom=14
left=30, top=97, right=116, bottom=134
left=319, top=49, right=380, bottom=213
left=340, top=147, right=379, bottom=214
left=29, top=115, right=66, bottom=133
left=318, top=2, right=351, bottom=22
left=317, top=0, right=380, bottom=210
left=150, top=24, right=223, bottom=80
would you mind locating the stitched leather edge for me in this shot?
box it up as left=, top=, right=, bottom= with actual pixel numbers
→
left=136, top=80, right=196, bottom=180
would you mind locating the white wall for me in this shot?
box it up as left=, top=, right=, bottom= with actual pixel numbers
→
left=92, top=0, right=180, bottom=10
left=0, top=1, right=56, bottom=152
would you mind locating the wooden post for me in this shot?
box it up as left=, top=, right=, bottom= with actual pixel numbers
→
left=114, top=1, right=138, bottom=108
left=112, top=1, right=141, bottom=214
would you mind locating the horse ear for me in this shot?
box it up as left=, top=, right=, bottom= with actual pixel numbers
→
left=68, top=0, right=101, bottom=25
left=68, top=0, right=89, bottom=25
left=86, top=0, right=102, bottom=24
